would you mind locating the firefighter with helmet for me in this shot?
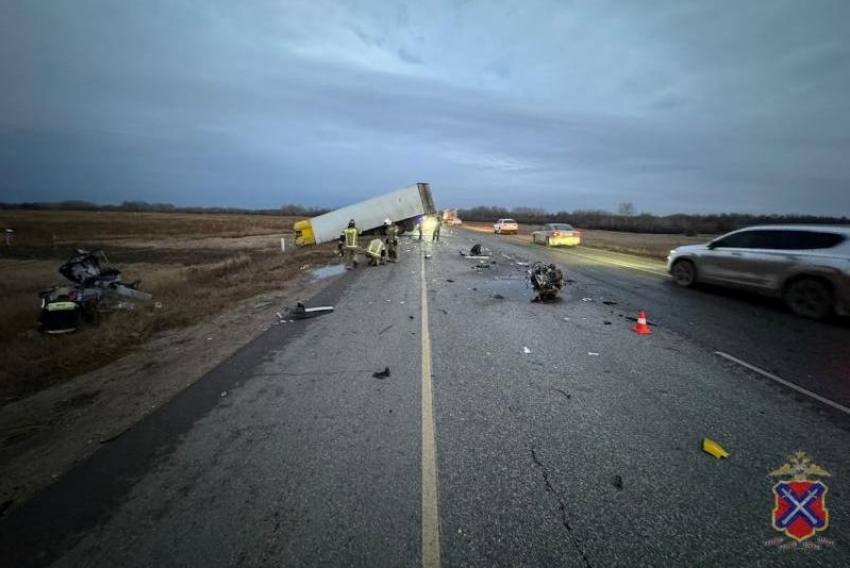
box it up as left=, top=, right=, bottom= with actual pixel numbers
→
left=384, top=218, right=400, bottom=263
left=342, top=219, right=359, bottom=269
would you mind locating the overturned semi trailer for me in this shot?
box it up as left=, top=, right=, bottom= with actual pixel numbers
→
left=293, top=182, right=437, bottom=246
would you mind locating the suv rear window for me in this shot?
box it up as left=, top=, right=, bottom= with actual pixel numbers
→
left=502, top=219, right=516, bottom=224
left=774, top=230, right=845, bottom=250
left=715, top=230, right=845, bottom=250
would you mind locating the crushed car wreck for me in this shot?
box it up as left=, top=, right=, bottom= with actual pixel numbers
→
left=529, top=262, right=565, bottom=303
left=38, top=250, right=152, bottom=334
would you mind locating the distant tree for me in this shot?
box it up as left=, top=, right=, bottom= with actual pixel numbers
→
left=618, top=202, right=636, bottom=216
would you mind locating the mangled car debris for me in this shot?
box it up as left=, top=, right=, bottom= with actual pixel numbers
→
left=529, top=262, right=565, bottom=303
left=38, top=249, right=152, bottom=334
left=460, top=244, right=490, bottom=259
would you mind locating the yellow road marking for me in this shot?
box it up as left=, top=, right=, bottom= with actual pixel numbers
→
left=420, top=252, right=441, bottom=568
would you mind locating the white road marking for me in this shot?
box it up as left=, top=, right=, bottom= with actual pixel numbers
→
left=715, top=351, right=850, bottom=416
left=420, top=252, right=441, bottom=568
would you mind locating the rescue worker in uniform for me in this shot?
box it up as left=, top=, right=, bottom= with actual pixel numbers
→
left=431, top=220, right=441, bottom=242
left=384, top=219, right=400, bottom=262
left=342, top=219, right=359, bottom=269
left=365, top=238, right=385, bottom=266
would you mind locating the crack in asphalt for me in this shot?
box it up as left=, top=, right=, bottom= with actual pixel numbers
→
left=530, top=444, right=593, bottom=568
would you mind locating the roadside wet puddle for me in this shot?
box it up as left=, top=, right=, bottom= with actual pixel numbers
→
left=310, top=264, right=346, bottom=280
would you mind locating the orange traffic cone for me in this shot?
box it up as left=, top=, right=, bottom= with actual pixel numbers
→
left=633, top=310, right=652, bottom=335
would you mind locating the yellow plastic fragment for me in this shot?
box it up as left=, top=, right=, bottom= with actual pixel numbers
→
left=702, top=438, right=729, bottom=459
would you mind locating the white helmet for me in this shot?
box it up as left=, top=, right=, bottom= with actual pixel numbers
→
left=383, top=218, right=391, bottom=225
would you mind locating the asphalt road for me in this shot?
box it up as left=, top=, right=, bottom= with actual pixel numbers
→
left=2, top=227, right=849, bottom=567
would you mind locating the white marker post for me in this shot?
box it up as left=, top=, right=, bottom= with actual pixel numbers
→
left=280, top=237, right=286, bottom=252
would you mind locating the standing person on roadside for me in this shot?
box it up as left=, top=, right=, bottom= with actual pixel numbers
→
left=342, top=219, right=359, bottom=270
left=431, top=220, right=441, bottom=242
left=384, top=219, right=400, bottom=262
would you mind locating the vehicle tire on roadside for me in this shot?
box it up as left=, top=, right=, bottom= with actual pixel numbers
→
left=783, top=277, right=834, bottom=320
left=671, top=259, right=697, bottom=287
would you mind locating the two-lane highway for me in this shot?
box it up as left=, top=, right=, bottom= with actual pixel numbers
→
left=2, top=228, right=849, bottom=567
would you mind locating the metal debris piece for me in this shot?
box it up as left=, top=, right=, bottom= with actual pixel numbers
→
left=289, top=302, right=334, bottom=319
left=373, top=367, right=391, bottom=379
left=523, top=346, right=531, bottom=354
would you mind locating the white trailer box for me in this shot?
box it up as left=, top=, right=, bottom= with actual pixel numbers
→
left=294, top=183, right=436, bottom=246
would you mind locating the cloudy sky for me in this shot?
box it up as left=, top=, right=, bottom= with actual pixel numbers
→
left=1, top=1, right=849, bottom=214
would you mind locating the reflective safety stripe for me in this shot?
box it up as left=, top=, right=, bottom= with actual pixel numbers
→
left=366, top=238, right=384, bottom=257
left=343, top=228, right=358, bottom=248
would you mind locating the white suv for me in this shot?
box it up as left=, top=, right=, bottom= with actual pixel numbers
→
left=667, top=225, right=850, bottom=319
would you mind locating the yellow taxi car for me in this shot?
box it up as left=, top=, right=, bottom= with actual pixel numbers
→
left=532, top=223, right=582, bottom=247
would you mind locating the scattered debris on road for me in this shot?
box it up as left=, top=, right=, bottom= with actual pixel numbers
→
left=581, top=297, right=593, bottom=302
left=702, top=438, right=729, bottom=459
left=460, top=244, right=491, bottom=259
left=373, top=367, right=391, bottom=379
left=289, top=302, right=334, bottom=320
left=378, top=324, right=394, bottom=335
left=493, top=294, right=505, bottom=300
left=529, top=262, right=565, bottom=303
left=588, top=352, right=600, bottom=356
left=551, top=387, right=571, bottom=400
left=523, top=346, right=532, bottom=354
left=601, top=300, right=618, bottom=306
left=612, top=475, right=624, bottom=490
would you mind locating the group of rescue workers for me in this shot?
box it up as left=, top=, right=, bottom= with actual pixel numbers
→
left=340, top=217, right=440, bottom=270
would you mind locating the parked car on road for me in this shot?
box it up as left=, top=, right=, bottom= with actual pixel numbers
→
left=667, top=225, right=850, bottom=319
left=494, top=219, right=518, bottom=234
left=532, top=223, right=582, bottom=247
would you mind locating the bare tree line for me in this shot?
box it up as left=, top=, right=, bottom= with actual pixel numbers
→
left=457, top=204, right=849, bottom=235
left=0, top=200, right=329, bottom=217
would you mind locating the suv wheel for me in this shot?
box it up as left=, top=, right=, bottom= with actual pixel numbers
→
left=671, top=259, right=697, bottom=287
left=784, top=277, right=833, bottom=320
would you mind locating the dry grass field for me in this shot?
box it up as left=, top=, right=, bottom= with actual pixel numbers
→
left=462, top=221, right=715, bottom=259
left=0, top=210, right=334, bottom=404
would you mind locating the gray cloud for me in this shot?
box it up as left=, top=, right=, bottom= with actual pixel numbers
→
left=1, top=0, right=849, bottom=214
